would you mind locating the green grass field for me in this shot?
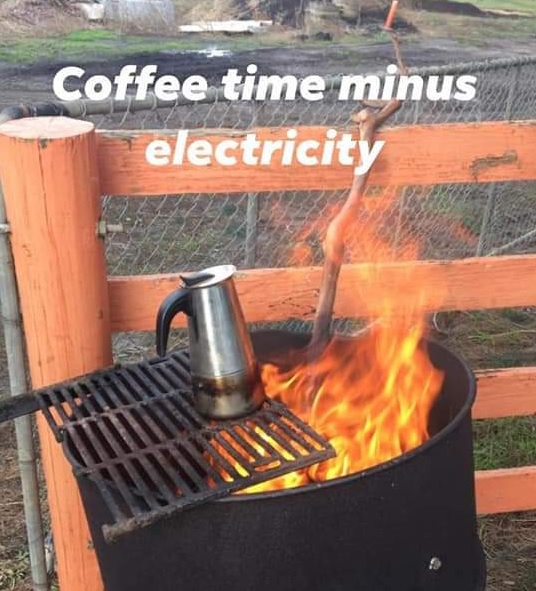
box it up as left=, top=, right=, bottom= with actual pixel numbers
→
left=1, top=0, right=536, bottom=66
left=463, top=0, right=536, bottom=13
left=0, top=27, right=391, bottom=64
left=439, top=308, right=536, bottom=473
left=0, top=30, right=208, bottom=64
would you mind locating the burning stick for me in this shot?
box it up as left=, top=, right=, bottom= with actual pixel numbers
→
left=309, top=4, right=409, bottom=358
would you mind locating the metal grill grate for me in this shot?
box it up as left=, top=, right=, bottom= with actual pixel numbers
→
left=35, top=351, right=335, bottom=542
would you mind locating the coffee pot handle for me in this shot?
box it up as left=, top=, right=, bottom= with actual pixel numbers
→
left=156, top=289, right=192, bottom=357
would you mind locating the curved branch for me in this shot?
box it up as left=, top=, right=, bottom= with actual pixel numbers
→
left=309, top=28, right=409, bottom=358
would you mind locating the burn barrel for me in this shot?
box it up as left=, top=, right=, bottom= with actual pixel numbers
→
left=72, top=330, right=486, bottom=591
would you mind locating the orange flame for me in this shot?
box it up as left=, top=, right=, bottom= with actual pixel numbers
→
left=252, top=317, right=444, bottom=492
left=202, top=197, right=458, bottom=496
left=240, top=206, right=448, bottom=493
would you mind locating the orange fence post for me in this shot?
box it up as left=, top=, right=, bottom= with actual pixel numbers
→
left=0, top=117, right=111, bottom=591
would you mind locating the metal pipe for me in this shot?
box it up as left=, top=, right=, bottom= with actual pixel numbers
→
left=245, top=102, right=259, bottom=268
left=0, top=102, right=68, bottom=125
left=0, top=184, right=48, bottom=591
left=475, top=64, right=521, bottom=256
left=0, top=392, right=41, bottom=424
left=486, top=226, right=536, bottom=257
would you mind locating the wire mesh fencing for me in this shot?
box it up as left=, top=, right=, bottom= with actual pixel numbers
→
left=2, top=56, right=533, bottom=357
left=0, top=53, right=534, bottom=591
left=76, top=55, right=536, bottom=358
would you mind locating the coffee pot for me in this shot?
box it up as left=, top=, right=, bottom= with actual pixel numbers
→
left=156, top=264, right=265, bottom=420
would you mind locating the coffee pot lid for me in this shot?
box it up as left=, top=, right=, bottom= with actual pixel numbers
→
left=180, top=264, right=236, bottom=289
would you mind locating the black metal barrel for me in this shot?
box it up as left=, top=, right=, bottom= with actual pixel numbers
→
left=74, top=330, right=486, bottom=591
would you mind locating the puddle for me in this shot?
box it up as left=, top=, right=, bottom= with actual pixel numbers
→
left=161, top=48, right=232, bottom=58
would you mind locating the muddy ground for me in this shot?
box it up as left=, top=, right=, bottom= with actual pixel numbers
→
left=1, top=35, right=536, bottom=112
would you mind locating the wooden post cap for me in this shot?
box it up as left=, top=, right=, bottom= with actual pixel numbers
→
left=0, top=116, right=94, bottom=139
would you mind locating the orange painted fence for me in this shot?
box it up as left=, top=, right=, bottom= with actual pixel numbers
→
left=0, top=117, right=535, bottom=591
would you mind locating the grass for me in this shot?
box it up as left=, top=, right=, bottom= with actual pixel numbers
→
left=463, top=0, right=536, bottom=14
left=0, top=26, right=390, bottom=65
left=0, top=420, right=37, bottom=591
left=1, top=3, right=535, bottom=66
left=424, top=189, right=484, bottom=236
left=0, top=549, right=29, bottom=591
left=405, top=8, right=536, bottom=45
left=480, top=511, right=536, bottom=591
left=436, top=307, right=536, bottom=473
left=0, top=29, right=209, bottom=64
left=441, top=308, right=536, bottom=369
left=474, top=417, right=536, bottom=470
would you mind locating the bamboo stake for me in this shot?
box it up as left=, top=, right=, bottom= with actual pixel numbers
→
left=0, top=185, right=48, bottom=591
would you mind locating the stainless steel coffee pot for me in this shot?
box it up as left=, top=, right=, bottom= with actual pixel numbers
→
left=156, top=264, right=265, bottom=420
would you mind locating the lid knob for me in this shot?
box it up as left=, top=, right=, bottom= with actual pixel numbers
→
left=180, top=271, right=216, bottom=288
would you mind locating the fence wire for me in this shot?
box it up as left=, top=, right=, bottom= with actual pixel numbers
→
left=76, top=56, right=536, bottom=356
left=1, top=54, right=535, bottom=591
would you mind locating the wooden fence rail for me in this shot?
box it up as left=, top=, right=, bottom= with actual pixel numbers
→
left=0, top=116, right=535, bottom=591
left=97, top=121, right=536, bottom=194
left=108, top=256, right=536, bottom=331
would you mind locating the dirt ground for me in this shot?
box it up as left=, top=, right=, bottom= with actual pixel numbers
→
left=0, top=423, right=42, bottom=591
left=2, top=34, right=536, bottom=113
left=1, top=7, right=536, bottom=590
left=1, top=0, right=536, bottom=110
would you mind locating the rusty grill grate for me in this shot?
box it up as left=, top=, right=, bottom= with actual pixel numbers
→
left=35, top=351, right=335, bottom=543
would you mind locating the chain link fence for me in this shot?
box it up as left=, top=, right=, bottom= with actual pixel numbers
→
left=72, top=55, right=533, bottom=357
left=1, top=55, right=535, bottom=358
left=0, top=53, right=535, bottom=591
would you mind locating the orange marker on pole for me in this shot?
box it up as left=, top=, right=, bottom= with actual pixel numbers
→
left=384, top=0, right=399, bottom=30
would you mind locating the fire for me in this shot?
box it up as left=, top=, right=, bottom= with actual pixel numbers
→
left=202, top=204, right=452, bottom=495
left=251, top=318, right=444, bottom=492
left=239, top=210, right=447, bottom=494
